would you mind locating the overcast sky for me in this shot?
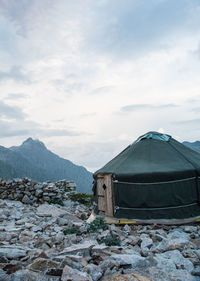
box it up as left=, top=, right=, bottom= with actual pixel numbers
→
left=0, top=0, right=200, bottom=172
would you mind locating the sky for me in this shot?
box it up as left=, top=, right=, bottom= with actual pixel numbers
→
left=0, top=0, right=200, bottom=172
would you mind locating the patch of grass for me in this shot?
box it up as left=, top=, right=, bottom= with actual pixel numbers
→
left=88, top=217, right=108, bottom=233
left=49, top=198, right=64, bottom=206
left=63, top=226, right=80, bottom=235
left=68, top=193, right=94, bottom=207
left=100, top=235, right=121, bottom=246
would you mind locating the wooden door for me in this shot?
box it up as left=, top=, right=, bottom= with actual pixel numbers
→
left=97, top=175, right=106, bottom=212
left=97, top=174, right=114, bottom=217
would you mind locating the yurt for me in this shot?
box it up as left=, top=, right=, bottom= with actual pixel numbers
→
left=93, top=132, right=200, bottom=224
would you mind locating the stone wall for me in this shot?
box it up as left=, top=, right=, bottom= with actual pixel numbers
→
left=0, top=178, right=76, bottom=204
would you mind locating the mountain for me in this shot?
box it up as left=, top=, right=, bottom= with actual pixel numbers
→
left=0, top=158, right=17, bottom=179
left=0, top=138, right=93, bottom=193
left=183, top=141, right=200, bottom=154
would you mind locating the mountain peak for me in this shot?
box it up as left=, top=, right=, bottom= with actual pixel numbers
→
left=22, top=138, right=46, bottom=149
left=24, top=137, right=34, bottom=143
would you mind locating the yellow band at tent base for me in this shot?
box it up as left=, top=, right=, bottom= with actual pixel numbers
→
left=119, top=220, right=137, bottom=224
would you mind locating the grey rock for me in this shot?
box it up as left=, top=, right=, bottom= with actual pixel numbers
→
left=86, top=264, right=103, bottom=281
left=12, top=269, right=60, bottom=281
left=0, top=268, right=11, bottom=281
left=154, top=255, right=177, bottom=271
left=61, top=265, right=92, bottom=281
left=57, top=217, right=69, bottom=226
left=107, top=253, right=146, bottom=269
left=29, top=258, right=59, bottom=272
left=35, top=189, right=43, bottom=197
left=157, top=250, right=194, bottom=272
left=140, top=234, right=153, bottom=255
left=123, top=224, right=131, bottom=233
left=182, top=226, right=197, bottom=233
left=167, top=229, right=190, bottom=240
left=0, top=246, right=28, bottom=259
left=169, top=270, right=197, bottom=281
left=22, top=195, right=31, bottom=204
left=154, top=237, right=190, bottom=253
left=60, top=255, right=88, bottom=270
left=59, top=241, right=96, bottom=256
left=192, top=266, right=200, bottom=276
left=32, top=226, right=42, bottom=232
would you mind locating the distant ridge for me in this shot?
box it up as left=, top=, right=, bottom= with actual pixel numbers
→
left=0, top=138, right=93, bottom=193
left=183, top=141, right=200, bottom=154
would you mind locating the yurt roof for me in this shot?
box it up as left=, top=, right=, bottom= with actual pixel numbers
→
left=94, top=131, right=200, bottom=182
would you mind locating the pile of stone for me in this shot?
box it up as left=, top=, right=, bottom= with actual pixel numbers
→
left=0, top=178, right=76, bottom=204
left=0, top=197, right=200, bottom=281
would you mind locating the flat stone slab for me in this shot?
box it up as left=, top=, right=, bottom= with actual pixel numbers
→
left=58, top=242, right=96, bottom=255
left=29, top=258, right=59, bottom=272
left=37, top=204, right=65, bottom=217
left=36, top=204, right=82, bottom=223
left=0, top=246, right=28, bottom=259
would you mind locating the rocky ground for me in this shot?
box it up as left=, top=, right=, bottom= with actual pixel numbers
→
left=0, top=198, right=200, bottom=281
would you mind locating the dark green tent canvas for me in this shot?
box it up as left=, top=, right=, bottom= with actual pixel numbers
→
left=94, top=132, right=200, bottom=220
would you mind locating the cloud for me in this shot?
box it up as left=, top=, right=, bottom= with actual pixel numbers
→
left=56, top=139, right=130, bottom=172
left=0, top=100, right=26, bottom=119
left=84, top=0, right=198, bottom=58
left=80, top=113, right=96, bottom=118
left=53, top=81, right=85, bottom=94
left=0, top=66, right=29, bottom=82
left=193, top=44, right=200, bottom=59
left=186, top=97, right=200, bottom=103
left=174, top=118, right=200, bottom=126
left=0, top=119, right=30, bottom=137
left=191, top=107, right=200, bottom=113
left=90, top=86, right=114, bottom=95
left=6, top=93, right=26, bottom=100
left=0, top=117, right=84, bottom=139
left=0, top=0, right=200, bottom=170
left=120, top=103, right=178, bottom=113
left=39, top=128, right=82, bottom=137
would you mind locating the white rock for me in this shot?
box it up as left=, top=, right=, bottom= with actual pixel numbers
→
left=124, top=224, right=131, bottom=233
left=109, top=253, right=146, bottom=268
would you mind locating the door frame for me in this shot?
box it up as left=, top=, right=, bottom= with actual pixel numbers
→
left=97, top=174, right=114, bottom=217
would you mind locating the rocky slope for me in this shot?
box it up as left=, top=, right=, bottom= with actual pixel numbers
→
left=0, top=196, right=200, bottom=280
left=0, top=138, right=93, bottom=193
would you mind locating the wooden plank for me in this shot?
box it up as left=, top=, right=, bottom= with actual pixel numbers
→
left=97, top=176, right=105, bottom=212
left=104, top=174, right=114, bottom=217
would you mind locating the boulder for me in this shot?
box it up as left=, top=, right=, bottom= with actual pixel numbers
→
left=156, top=250, right=194, bottom=272
left=29, top=258, right=59, bottom=272
left=61, top=265, right=92, bottom=281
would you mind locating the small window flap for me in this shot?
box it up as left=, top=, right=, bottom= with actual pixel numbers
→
left=134, top=131, right=171, bottom=143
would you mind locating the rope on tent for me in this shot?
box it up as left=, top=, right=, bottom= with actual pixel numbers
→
left=113, top=177, right=196, bottom=185
left=114, top=202, right=197, bottom=212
